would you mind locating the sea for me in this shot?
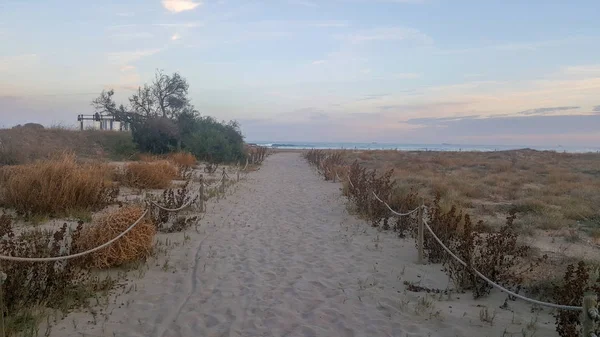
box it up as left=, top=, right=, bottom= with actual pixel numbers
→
left=249, top=142, right=600, bottom=153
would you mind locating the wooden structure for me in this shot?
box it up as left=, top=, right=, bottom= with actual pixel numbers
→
left=77, top=113, right=129, bottom=131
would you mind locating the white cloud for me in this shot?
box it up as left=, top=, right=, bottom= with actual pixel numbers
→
left=116, top=12, right=134, bottom=17
left=107, top=49, right=162, bottom=64
left=393, top=73, right=421, bottom=79
left=288, top=0, right=318, bottom=7
left=120, top=65, right=136, bottom=72
left=171, top=33, right=181, bottom=41
left=111, top=32, right=154, bottom=40
left=309, top=21, right=349, bottom=28
left=342, top=27, right=433, bottom=45
left=154, top=22, right=203, bottom=28
left=162, top=0, right=202, bottom=13
left=0, top=54, right=39, bottom=72
left=562, top=65, right=600, bottom=76
left=312, top=60, right=326, bottom=65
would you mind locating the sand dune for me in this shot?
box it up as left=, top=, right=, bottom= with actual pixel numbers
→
left=48, top=152, right=558, bottom=337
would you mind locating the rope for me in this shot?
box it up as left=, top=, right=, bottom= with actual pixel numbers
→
left=371, top=192, right=421, bottom=216
left=0, top=209, right=149, bottom=262
left=149, top=198, right=194, bottom=212
left=322, top=161, right=581, bottom=311
left=204, top=176, right=224, bottom=188
left=346, top=174, right=355, bottom=189
left=0, top=166, right=245, bottom=263
left=422, top=219, right=583, bottom=311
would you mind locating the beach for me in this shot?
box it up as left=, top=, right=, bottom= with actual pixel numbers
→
left=47, top=152, right=558, bottom=337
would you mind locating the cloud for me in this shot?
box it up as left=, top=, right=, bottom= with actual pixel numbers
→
left=106, top=49, right=162, bottom=64
left=378, top=101, right=468, bottom=112
left=311, top=60, right=326, bottom=65
left=111, top=32, right=154, bottom=40
left=414, top=114, right=600, bottom=138
left=120, top=65, right=136, bottom=72
left=171, top=33, right=181, bottom=41
left=309, top=21, right=349, bottom=28
left=562, top=64, right=600, bottom=77
left=288, top=0, right=318, bottom=7
left=356, top=93, right=389, bottom=101
left=153, top=22, right=203, bottom=28
left=405, top=115, right=481, bottom=125
left=342, top=27, right=433, bottom=45
left=0, top=54, right=39, bottom=72
left=116, top=12, right=134, bottom=17
left=436, top=37, right=592, bottom=55
left=392, top=73, right=421, bottom=79
left=516, top=106, right=580, bottom=116
left=162, top=0, right=202, bottom=13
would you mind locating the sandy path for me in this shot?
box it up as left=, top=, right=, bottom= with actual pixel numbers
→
left=50, top=153, right=559, bottom=337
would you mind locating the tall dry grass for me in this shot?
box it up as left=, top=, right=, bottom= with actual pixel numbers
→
left=0, top=126, right=136, bottom=165
left=119, top=160, right=178, bottom=189
left=342, top=149, right=600, bottom=231
left=0, top=154, right=118, bottom=217
left=167, top=152, right=197, bottom=178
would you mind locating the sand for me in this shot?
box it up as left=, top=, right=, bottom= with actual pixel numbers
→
left=47, top=152, right=559, bottom=337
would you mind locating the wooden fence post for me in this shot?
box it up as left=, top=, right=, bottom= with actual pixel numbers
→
left=198, top=175, right=205, bottom=212
left=0, top=271, right=6, bottom=337
left=583, top=292, right=598, bottom=337
left=417, top=202, right=424, bottom=264
left=221, top=168, right=226, bottom=194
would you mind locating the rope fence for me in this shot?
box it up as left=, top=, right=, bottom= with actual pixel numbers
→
left=335, top=170, right=600, bottom=335
left=0, top=160, right=255, bottom=337
left=0, top=209, right=150, bottom=263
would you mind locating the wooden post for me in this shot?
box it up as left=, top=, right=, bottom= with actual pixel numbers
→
left=0, top=271, right=6, bottom=337
left=417, top=202, right=424, bottom=264
left=237, top=170, right=240, bottom=182
left=583, top=292, right=597, bottom=337
left=198, top=175, right=205, bottom=212
left=221, top=168, right=226, bottom=194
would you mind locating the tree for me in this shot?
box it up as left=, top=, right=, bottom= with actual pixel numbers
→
left=92, top=69, right=196, bottom=122
left=91, top=70, right=246, bottom=162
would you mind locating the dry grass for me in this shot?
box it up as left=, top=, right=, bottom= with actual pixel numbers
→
left=342, top=149, right=600, bottom=232
left=74, top=206, right=155, bottom=268
left=0, top=126, right=136, bottom=165
left=168, top=151, right=196, bottom=168
left=0, top=154, right=118, bottom=217
left=119, top=160, right=178, bottom=189
left=167, top=152, right=197, bottom=178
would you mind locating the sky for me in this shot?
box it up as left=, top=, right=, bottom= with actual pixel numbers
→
left=1, top=0, right=600, bottom=146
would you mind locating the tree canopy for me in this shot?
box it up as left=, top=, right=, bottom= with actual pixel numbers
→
left=92, top=70, right=245, bottom=162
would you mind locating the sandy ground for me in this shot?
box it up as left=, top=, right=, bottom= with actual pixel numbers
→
left=47, top=152, right=559, bottom=337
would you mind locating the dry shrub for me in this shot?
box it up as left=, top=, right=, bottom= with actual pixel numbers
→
left=167, top=152, right=197, bottom=178
left=138, top=154, right=160, bottom=162
left=121, top=160, right=177, bottom=189
left=149, top=181, right=199, bottom=232
left=247, top=146, right=268, bottom=164
left=0, top=213, right=111, bottom=336
left=553, top=261, right=600, bottom=337
left=0, top=154, right=118, bottom=217
left=75, top=206, right=155, bottom=268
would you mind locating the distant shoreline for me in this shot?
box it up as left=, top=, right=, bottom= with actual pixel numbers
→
left=251, top=142, right=600, bottom=154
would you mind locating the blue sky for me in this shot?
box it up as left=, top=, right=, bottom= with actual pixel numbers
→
left=1, top=0, right=600, bottom=146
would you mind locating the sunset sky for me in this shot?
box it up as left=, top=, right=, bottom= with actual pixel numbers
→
left=1, top=0, right=599, bottom=146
